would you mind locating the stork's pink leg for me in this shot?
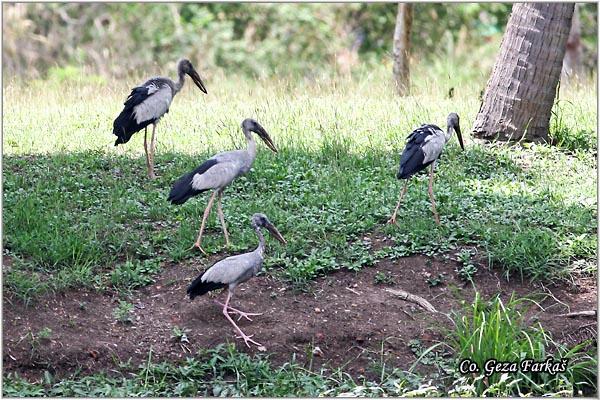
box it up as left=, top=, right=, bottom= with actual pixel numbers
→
left=213, top=300, right=262, bottom=321
left=428, top=164, right=440, bottom=225
left=221, top=291, right=262, bottom=348
left=216, top=190, right=231, bottom=247
left=190, top=191, right=217, bottom=254
left=143, top=127, right=152, bottom=178
left=387, top=181, right=409, bottom=225
left=148, top=124, right=158, bottom=179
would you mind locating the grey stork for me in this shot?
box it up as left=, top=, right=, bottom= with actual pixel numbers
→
left=112, top=58, right=207, bottom=179
left=187, top=213, right=286, bottom=348
left=167, top=119, right=277, bottom=254
left=387, top=113, right=464, bottom=225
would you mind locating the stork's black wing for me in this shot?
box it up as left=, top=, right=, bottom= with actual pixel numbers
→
left=112, top=79, right=168, bottom=146
left=167, top=158, right=219, bottom=205
left=397, top=124, right=441, bottom=179
left=122, top=86, right=151, bottom=111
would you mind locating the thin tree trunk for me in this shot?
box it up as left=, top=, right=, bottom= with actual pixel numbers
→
left=473, top=3, right=574, bottom=142
left=562, top=3, right=583, bottom=83
left=392, top=3, right=412, bottom=96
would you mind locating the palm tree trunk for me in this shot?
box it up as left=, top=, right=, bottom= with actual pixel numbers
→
left=392, top=3, right=412, bottom=96
left=473, top=3, right=574, bottom=142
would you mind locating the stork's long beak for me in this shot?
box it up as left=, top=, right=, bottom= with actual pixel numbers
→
left=255, top=127, right=278, bottom=153
left=265, top=222, right=287, bottom=244
left=455, top=124, right=465, bottom=151
left=188, top=68, right=207, bottom=94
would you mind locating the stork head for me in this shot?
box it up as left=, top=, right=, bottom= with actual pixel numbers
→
left=251, top=213, right=287, bottom=244
left=242, top=118, right=278, bottom=153
left=447, top=112, right=464, bottom=150
left=178, top=58, right=207, bottom=94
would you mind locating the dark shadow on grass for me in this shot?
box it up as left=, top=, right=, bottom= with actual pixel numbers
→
left=3, top=144, right=595, bottom=301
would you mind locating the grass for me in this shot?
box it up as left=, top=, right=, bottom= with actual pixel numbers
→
left=2, top=344, right=431, bottom=397
left=3, top=66, right=596, bottom=303
left=110, top=259, right=161, bottom=292
left=447, top=292, right=597, bottom=396
left=3, top=310, right=596, bottom=398
left=2, top=64, right=597, bottom=395
left=112, top=300, right=134, bottom=324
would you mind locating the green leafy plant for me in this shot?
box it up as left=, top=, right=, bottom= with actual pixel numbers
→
left=426, top=274, right=445, bottom=287
left=2, top=344, right=425, bottom=397
left=36, top=327, right=52, bottom=340
left=448, top=292, right=597, bottom=396
left=110, top=259, right=161, bottom=291
left=171, top=326, right=189, bottom=344
left=456, top=249, right=477, bottom=283
left=374, top=271, right=396, bottom=286
left=113, top=301, right=134, bottom=324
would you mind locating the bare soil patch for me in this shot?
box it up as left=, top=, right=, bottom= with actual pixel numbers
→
left=3, top=234, right=597, bottom=381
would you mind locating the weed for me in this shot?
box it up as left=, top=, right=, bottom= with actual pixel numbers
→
left=549, top=99, right=597, bottom=152
left=408, top=338, right=454, bottom=383
left=426, top=274, right=445, bottom=287
left=110, top=259, right=161, bottom=291
left=456, top=249, right=477, bottom=283
left=447, top=292, right=597, bottom=396
left=113, top=301, right=134, bottom=324
left=2, top=344, right=424, bottom=397
left=36, top=327, right=52, bottom=340
left=374, top=271, right=396, bottom=286
left=170, top=326, right=189, bottom=344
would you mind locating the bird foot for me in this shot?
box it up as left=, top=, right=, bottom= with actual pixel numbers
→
left=387, top=216, right=398, bottom=225
left=235, top=333, right=263, bottom=348
left=234, top=311, right=263, bottom=322
left=213, top=301, right=262, bottom=321
left=189, top=242, right=208, bottom=255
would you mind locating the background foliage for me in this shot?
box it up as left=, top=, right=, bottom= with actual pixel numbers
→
left=3, top=3, right=598, bottom=80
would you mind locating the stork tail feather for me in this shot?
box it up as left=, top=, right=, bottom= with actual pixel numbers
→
left=112, top=85, right=158, bottom=146
left=167, top=159, right=218, bottom=204
left=112, top=109, right=154, bottom=146
left=167, top=172, right=205, bottom=205
left=187, top=275, right=226, bottom=300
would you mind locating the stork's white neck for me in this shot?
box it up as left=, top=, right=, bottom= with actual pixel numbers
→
left=174, top=69, right=185, bottom=94
left=246, top=133, right=257, bottom=160
left=444, top=127, right=453, bottom=143
left=255, top=227, right=266, bottom=257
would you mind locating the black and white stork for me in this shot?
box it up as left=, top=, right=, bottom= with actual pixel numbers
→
left=387, top=113, right=464, bottom=225
left=112, top=59, right=207, bottom=179
left=167, top=119, right=277, bottom=254
left=187, top=213, right=286, bottom=348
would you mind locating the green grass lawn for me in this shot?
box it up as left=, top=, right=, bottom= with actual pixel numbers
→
left=2, top=66, right=597, bottom=395
left=4, top=67, right=596, bottom=300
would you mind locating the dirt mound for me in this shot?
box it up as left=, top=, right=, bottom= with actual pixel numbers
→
left=3, top=238, right=596, bottom=381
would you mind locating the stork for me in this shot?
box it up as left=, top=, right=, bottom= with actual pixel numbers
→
left=187, top=213, right=286, bottom=348
left=112, top=58, right=207, bottom=179
left=168, top=119, right=277, bottom=254
left=387, top=113, right=464, bottom=225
